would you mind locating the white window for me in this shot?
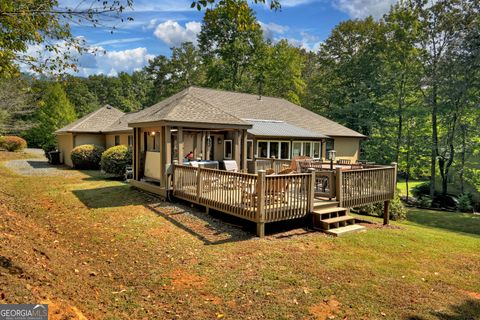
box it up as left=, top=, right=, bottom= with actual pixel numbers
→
left=224, top=140, right=233, bottom=159
left=256, top=141, right=291, bottom=159
left=291, top=141, right=321, bottom=159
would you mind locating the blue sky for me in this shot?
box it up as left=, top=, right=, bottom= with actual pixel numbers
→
left=56, top=0, right=397, bottom=76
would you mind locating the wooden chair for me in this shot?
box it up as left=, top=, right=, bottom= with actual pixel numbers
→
left=337, top=159, right=351, bottom=165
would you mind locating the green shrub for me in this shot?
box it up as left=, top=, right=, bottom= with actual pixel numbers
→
left=100, top=145, right=132, bottom=177
left=42, top=140, right=57, bottom=158
left=71, top=144, right=104, bottom=169
left=418, top=196, right=433, bottom=208
left=355, top=191, right=407, bottom=221
left=457, top=193, right=473, bottom=213
left=0, top=136, right=27, bottom=151
left=411, top=181, right=432, bottom=199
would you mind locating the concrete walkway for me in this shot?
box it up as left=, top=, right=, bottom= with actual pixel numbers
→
left=3, top=148, right=78, bottom=177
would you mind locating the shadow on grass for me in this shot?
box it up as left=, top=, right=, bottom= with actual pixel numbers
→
left=406, top=299, right=480, bottom=320
left=407, top=209, right=480, bottom=237
left=72, top=186, right=255, bottom=245
left=72, top=185, right=150, bottom=208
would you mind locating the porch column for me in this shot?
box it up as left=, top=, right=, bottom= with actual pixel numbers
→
left=241, top=129, right=248, bottom=171
left=161, top=126, right=172, bottom=188
left=178, top=127, right=184, bottom=163
left=133, top=128, right=139, bottom=180
left=233, top=130, right=241, bottom=166
left=205, top=131, right=211, bottom=160
left=201, top=131, right=206, bottom=160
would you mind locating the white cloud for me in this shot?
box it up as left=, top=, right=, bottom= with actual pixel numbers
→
left=333, top=0, right=397, bottom=19
left=153, top=20, right=201, bottom=47
left=259, top=21, right=289, bottom=40
left=286, top=32, right=322, bottom=52
left=20, top=39, right=154, bottom=77
left=93, top=37, right=145, bottom=47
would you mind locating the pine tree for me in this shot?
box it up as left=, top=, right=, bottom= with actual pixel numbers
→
left=31, top=83, right=77, bottom=148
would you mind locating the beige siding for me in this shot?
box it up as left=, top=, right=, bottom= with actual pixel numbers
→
left=56, top=134, right=74, bottom=166
left=74, top=134, right=105, bottom=148
left=105, top=133, right=132, bottom=149
left=329, top=137, right=361, bottom=163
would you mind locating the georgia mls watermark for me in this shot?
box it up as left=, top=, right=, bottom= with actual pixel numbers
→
left=0, top=304, right=48, bottom=320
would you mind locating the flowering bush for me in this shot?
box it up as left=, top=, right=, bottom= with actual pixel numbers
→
left=0, top=136, right=27, bottom=151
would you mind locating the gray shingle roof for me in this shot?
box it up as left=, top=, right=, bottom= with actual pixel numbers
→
left=55, top=105, right=125, bottom=134
left=188, top=87, right=365, bottom=138
left=245, top=119, right=329, bottom=139
left=129, top=88, right=250, bottom=127
left=104, top=112, right=138, bottom=133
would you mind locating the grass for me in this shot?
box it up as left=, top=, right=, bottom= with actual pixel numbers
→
left=397, top=179, right=428, bottom=197
left=1, top=151, right=479, bottom=319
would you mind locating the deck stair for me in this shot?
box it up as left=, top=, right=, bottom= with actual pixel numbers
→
left=311, top=200, right=366, bottom=236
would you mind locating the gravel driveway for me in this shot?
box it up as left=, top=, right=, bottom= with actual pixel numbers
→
left=3, top=148, right=78, bottom=177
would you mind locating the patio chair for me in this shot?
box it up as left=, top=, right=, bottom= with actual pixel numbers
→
left=223, top=160, right=239, bottom=172
left=337, top=159, right=351, bottom=165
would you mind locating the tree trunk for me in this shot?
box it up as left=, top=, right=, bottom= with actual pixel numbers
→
left=460, top=124, right=466, bottom=194
left=430, top=83, right=438, bottom=199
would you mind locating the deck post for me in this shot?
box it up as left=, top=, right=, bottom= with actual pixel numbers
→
left=308, top=168, right=316, bottom=213
left=383, top=200, right=390, bottom=225
left=178, top=127, right=184, bottom=163
left=241, top=129, right=248, bottom=172
left=256, top=170, right=266, bottom=237
left=335, top=167, right=343, bottom=207
left=234, top=130, right=241, bottom=168
left=196, top=167, right=202, bottom=203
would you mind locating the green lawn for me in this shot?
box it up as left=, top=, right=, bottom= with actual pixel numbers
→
left=397, top=179, right=427, bottom=197
left=1, top=151, right=479, bottom=319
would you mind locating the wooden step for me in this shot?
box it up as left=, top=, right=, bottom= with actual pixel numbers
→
left=312, top=207, right=348, bottom=215
left=323, top=224, right=366, bottom=237
left=321, top=215, right=355, bottom=224
left=313, top=201, right=339, bottom=210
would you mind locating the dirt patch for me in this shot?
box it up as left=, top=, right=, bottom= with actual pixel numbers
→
left=42, top=298, right=88, bottom=320
left=169, top=268, right=206, bottom=290
left=461, top=290, right=480, bottom=300
left=308, top=297, right=341, bottom=320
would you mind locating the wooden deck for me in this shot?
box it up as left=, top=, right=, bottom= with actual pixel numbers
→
left=171, top=162, right=397, bottom=237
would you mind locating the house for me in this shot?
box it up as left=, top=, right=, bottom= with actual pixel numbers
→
left=55, top=105, right=134, bottom=166
left=127, top=86, right=365, bottom=191
left=57, top=87, right=396, bottom=237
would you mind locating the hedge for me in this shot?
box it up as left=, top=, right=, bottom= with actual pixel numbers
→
left=0, top=136, right=27, bottom=152
left=71, top=144, right=104, bottom=169
left=100, top=145, right=132, bottom=177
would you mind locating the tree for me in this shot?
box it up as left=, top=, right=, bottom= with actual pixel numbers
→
left=145, top=43, right=204, bottom=104
left=64, top=77, right=100, bottom=117
left=0, top=77, right=35, bottom=135
left=29, top=83, right=76, bottom=148
left=198, top=0, right=264, bottom=90
left=262, top=40, right=305, bottom=104
left=0, top=0, right=133, bottom=78
left=191, top=0, right=280, bottom=30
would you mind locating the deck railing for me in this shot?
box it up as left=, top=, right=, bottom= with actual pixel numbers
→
left=173, top=165, right=314, bottom=235
left=336, top=165, right=397, bottom=208
left=172, top=162, right=397, bottom=236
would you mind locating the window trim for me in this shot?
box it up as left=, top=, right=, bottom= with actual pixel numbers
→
left=256, top=140, right=291, bottom=159
left=291, top=141, right=322, bottom=159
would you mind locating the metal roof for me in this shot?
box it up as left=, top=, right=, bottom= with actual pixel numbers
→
left=245, top=119, right=329, bottom=139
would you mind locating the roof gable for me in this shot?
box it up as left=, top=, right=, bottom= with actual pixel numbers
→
left=129, top=88, right=249, bottom=127
left=56, top=105, right=125, bottom=134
